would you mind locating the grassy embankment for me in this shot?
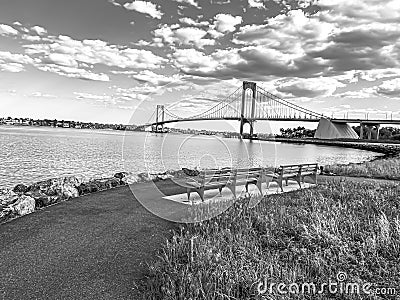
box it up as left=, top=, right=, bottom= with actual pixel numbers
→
left=325, top=155, right=400, bottom=180
left=141, top=179, right=400, bottom=299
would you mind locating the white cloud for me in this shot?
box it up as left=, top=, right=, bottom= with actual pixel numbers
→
left=31, top=92, right=57, bottom=98
left=74, top=92, right=111, bottom=100
left=275, top=77, right=346, bottom=98
left=0, top=51, right=34, bottom=72
left=234, top=10, right=335, bottom=53
left=130, top=70, right=186, bottom=89
left=375, top=78, right=400, bottom=97
left=179, top=17, right=209, bottom=27
left=175, top=27, right=214, bottom=47
left=37, top=64, right=110, bottom=81
left=108, top=0, right=122, bottom=6
left=22, top=34, right=42, bottom=42
left=0, top=24, right=18, bottom=36
left=153, top=24, right=214, bottom=48
left=318, top=0, right=400, bottom=23
left=334, top=89, right=376, bottom=99
left=248, top=0, right=264, bottom=8
left=213, top=14, right=242, bottom=33
left=0, top=63, right=25, bottom=72
left=123, top=1, right=163, bottom=19
left=173, top=48, right=221, bottom=74
left=111, top=85, right=165, bottom=101
left=23, top=35, right=167, bottom=72
left=46, top=53, right=79, bottom=67
left=174, top=0, right=200, bottom=8
left=74, top=91, right=139, bottom=107
left=31, top=25, right=47, bottom=36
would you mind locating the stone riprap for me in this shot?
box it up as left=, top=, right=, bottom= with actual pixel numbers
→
left=0, top=169, right=191, bottom=223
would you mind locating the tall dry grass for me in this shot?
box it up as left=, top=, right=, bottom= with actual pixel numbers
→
left=141, top=180, right=400, bottom=299
left=325, top=155, right=400, bottom=180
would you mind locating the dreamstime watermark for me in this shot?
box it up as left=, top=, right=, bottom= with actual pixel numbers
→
left=256, top=272, right=397, bottom=296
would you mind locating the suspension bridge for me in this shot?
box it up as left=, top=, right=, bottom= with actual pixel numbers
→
left=141, top=81, right=400, bottom=140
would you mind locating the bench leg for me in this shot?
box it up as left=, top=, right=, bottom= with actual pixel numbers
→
left=265, top=176, right=271, bottom=189
left=227, top=184, right=236, bottom=199
left=273, top=178, right=284, bottom=192
left=256, top=178, right=262, bottom=194
left=196, top=187, right=205, bottom=202
left=218, top=186, right=223, bottom=194
left=295, top=175, right=302, bottom=188
left=186, top=188, right=191, bottom=201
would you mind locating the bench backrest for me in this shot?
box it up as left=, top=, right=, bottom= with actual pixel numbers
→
left=198, top=167, right=263, bottom=185
left=277, top=164, right=301, bottom=175
left=300, top=163, right=318, bottom=173
left=277, top=163, right=318, bottom=175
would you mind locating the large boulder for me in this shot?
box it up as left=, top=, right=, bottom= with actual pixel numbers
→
left=60, top=177, right=80, bottom=198
left=77, top=181, right=100, bottom=195
left=12, top=195, right=35, bottom=216
left=0, top=189, right=18, bottom=206
left=0, top=193, right=35, bottom=222
left=13, top=184, right=29, bottom=194
left=0, top=189, right=18, bottom=222
left=0, top=207, right=15, bottom=223
left=27, top=176, right=81, bottom=207
left=157, top=173, right=174, bottom=180
left=182, top=168, right=200, bottom=176
left=166, top=169, right=186, bottom=178
left=114, top=172, right=128, bottom=180
left=114, top=171, right=175, bottom=185
left=27, top=190, right=59, bottom=208
left=77, top=177, right=121, bottom=195
left=121, top=173, right=141, bottom=184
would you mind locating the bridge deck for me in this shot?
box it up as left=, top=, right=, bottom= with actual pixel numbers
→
left=142, top=118, right=400, bottom=128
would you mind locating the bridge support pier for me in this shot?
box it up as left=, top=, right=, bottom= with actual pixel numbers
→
left=367, top=126, right=372, bottom=140
left=240, top=81, right=257, bottom=137
left=361, top=123, right=381, bottom=140
left=152, top=105, right=165, bottom=133
left=314, top=118, right=359, bottom=139
left=376, top=124, right=380, bottom=140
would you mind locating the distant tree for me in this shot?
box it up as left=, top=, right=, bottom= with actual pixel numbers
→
left=277, top=126, right=315, bottom=138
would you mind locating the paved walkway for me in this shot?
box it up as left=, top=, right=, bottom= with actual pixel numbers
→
left=0, top=183, right=181, bottom=300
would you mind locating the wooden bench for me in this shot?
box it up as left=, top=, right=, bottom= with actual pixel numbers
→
left=185, top=167, right=264, bottom=201
left=266, top=163, right=318, bottom=192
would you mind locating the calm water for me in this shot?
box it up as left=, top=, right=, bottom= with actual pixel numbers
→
left=0, top=126, right=381, bottom=189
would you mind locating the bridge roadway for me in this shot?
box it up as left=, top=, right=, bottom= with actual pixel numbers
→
left=328, top=119, right=400, bottom=125
left=144, top=117, right=400, bottom=127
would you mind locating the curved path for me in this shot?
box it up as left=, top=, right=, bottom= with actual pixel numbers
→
left=0, top=182, right=187, bottom=300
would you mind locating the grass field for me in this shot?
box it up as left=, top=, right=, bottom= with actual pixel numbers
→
left=141, top=179, right=400, bottom=299
left=325, top=155, right=400, bottom=180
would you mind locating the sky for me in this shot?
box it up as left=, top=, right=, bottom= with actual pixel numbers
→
left=1, top=0, right=400, bottom=132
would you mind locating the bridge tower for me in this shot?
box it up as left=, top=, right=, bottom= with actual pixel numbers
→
left=240, top=81, right=257, bottom=137
left=153, top=104, right=165, bottom=133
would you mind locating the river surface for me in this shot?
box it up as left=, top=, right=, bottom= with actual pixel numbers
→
left=0, top=126, right=381, bottom=188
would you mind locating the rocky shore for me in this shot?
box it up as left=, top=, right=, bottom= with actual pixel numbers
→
left=0, top=170, right=191, bottom=224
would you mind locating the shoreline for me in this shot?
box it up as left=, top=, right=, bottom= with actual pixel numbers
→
left=259, top=137, right=400, bottom=155
left=2, top=140, right=400, bottom=224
